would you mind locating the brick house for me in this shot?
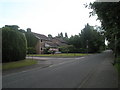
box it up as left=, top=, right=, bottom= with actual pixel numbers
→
left=33, top=33, right=68, bottom=54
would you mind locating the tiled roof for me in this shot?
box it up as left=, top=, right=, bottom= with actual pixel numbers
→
left=33, top=32, right=49, bottom=41
left=33, top=32, right=68, bottom=47
left=45, top=42, right=58, bottom=47
left=54, top=37, right=67, bottom=43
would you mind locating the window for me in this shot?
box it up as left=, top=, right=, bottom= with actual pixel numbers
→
left=41, top=40, right=42, bottom=42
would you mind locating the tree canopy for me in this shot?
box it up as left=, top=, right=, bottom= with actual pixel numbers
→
left=89, top=2, right=120, bottom=54
left=25, top=28, right=38, bottom=54
left=80, top=24, right=105, bottom=53
left=64, top=24, right=105, bottom=53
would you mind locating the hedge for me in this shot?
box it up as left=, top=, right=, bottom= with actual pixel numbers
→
left=2, top=27, right=27, bottom=63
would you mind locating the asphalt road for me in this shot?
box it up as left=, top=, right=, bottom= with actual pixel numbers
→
left=2, top=50, right=118, bottom=88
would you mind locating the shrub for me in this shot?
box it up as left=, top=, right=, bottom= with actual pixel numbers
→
left=43, top=47, right=51, bottom=54
left=27, top=47, right=36, bottom=54
left=2, top=26, right=27, bottom=63
left=59, top=45, right=76, bottom=53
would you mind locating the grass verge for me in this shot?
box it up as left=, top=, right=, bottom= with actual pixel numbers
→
left=114, top=56, right=120, bottom=89
left=27, top=53, right=89, bottom=57
left=115, top=56, right=120, bottom=75
left=2, top=59, right=37, bottom=70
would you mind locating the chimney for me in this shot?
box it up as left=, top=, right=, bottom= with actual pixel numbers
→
left=27, top=28, right=31, bottom=32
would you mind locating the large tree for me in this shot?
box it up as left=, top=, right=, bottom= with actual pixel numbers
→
left=80, top=24, right=105, bottom=53
left=25, top=28, right=38, bottom=54
left=68, top=35, right=81, bottom=49
left=67, top=24, right=104, bottom=53
left=89, top=2, right=120, bottom=54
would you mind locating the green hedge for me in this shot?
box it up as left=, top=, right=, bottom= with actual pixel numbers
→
left=27, top=47, right=36, bottom=54
left=25, top=32, right=38, bottom=54
left=2, top=26, right=27, bottom=63
left=59, top=45, right=76, bottom=53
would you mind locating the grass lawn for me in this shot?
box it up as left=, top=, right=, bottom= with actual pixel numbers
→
left=2, top=59, right=37, bottom=70
left=27, top=53, right=89, bottom=57
left=114, top=56, right=120, bottom=88
left=115, top=57, right=120, bottom=74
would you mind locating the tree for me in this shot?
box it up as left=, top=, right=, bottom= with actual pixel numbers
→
left=25, top=29, right=38, bottom=54
left=2, top=25, right=27, bottom=62
left=60, top=32, right=63, bottom=38
left=89, top=2, right=120, bottom=54
left=57, top=32, right=64, bottom=38
left=65, top=32, right=68, bottom=38
left=59, top=45, right=76, bottom=53
left=68, top=35, right=81, bottom=48
left=80, top=24, right=104, bottom=53
left=48, top=34, right=53, bottom=38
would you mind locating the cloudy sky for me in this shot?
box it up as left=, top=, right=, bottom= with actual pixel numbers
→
left=0, top=0, right=101, bottom=37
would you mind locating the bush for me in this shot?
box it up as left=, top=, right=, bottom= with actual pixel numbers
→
left=59, top=45, right=87, bottom=53
left=2, top=26, right=27, bottom=63
left=43, top=47, right=51, bottom=54
left=59, top=45, right=76, bottom=53
left=27, top=47, right=36, bottom=54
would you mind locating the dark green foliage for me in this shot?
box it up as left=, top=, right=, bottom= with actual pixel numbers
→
left=80, top=24, right=105, bottom=53
left=59, top=45, right=76, bottom=53
left=25, top=31, right=38, bottom=54
left=27, top=47, right=36, bottom=54
left=57, top=32, right=64, bottom=38
left=19, top=29, right=26, bottom=33
left=68, top=35, right=81, bottom=48
left=43, top=47, right=51, bottom=54
left=2, top=26, right=27, bottom=63
left=65, top=33, right=68, bottom=38
left=60, top=32, right=63, bottom=38
left=67, top=24, right=105, bottom=53
left=89, top=2, right=120, bottom=55
left=4, top=25, right=19, bottom=31
left=57, top=24, right=104, bottom=53
left=48, top=34, right=53, bottom=38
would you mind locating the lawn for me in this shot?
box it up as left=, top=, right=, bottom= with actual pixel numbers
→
left=115, top=56, right=120, bottom=75
left=114, top=56, right=120, bottom=88
left=2, top=59, right=37, bottom=70
left=27, top=53, right=89, bottom=57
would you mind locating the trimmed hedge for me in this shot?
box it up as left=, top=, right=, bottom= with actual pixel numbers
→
left=2, top=26, right=27, bottom=63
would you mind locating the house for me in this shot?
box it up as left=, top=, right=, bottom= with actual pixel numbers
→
left=33, top=33, right=50, bottom=54
left=51, top=37, right=68, bottom=47
left=33, top=33, right=68, bottom=54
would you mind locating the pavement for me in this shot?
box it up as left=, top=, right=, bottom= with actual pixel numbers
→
left=2, top=50, right=118, bottom=88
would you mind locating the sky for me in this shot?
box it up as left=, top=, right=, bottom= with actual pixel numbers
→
left=0, top=0, right=101, bottom=37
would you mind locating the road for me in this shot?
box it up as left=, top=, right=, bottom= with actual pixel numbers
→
left=2, top=50, right=118, bottom=88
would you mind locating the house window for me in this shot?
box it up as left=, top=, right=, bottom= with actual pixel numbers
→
left=41, top=48, right=42, bottom=50
left=41, top=40, right=42, bottom=42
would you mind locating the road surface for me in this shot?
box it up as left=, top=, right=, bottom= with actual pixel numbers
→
left=2, top=50, right=118, bottom=88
